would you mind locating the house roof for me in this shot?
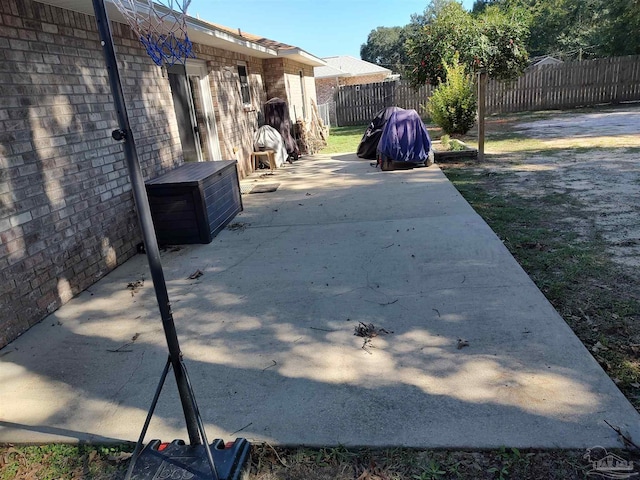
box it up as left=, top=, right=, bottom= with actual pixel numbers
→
left=35, top=0, right=325, bottom=67
left=203, top=21, right=325, bottom=67
left=314, top=55, right=391, bottom=79
left=532, top=55, right=564, bottom=66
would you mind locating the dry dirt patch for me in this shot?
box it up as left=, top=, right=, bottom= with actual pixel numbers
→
left=483, top=106, right=640, bottom=268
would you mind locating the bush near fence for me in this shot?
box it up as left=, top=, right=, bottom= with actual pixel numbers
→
left=334, top=55, right=640, bottom=126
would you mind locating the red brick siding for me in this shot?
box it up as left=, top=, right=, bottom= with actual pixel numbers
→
left=263, top=58, right=317, bottom=124
left=0, top=0, right=312, bottom=348
left=193, top=43, right=266, bottom=178
left=282, top=60, right=316, bottom=123
left=0, top=0, right=183, bottom=347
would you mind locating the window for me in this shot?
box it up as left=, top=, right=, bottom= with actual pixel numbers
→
left=237, top=63, right=251, bottom=105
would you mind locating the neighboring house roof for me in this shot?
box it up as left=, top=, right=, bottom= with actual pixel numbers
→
left=35, top=0, right=325, bottom=67
left=533, top=55, right=564, bottom=67
left=314, top=55, right=391, bottom=79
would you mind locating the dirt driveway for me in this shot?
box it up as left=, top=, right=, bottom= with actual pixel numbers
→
left=484, top=106, right=640, bottom=268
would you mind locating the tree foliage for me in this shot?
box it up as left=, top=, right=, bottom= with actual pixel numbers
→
left=360, top=26, right=408, bottom=73
left=404, top=0, right=529, bottom=87
left=360, top=0, right=640, bottom=91
left=473, top=0, right=640, bottom=59
left=583, top=0, right=640, bottom=57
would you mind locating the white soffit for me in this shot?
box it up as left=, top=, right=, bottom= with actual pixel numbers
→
left=35, top=0, right=278, bottom=59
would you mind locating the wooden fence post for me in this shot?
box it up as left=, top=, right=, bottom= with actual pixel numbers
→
left=477, top=71, right=487, bottom=162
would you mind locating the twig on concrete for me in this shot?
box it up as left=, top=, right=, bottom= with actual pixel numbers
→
left=127, top=279, right=144, bottom=296
left=188, top=269, right=203, bottom=280
left=354, top=322, right=392, bottom=338
left=365, top=298, right=398, bottom=306
left=230, top=422, right=253, bottom=436
left=310, top=326, right=336, bottom=332
left=361, top=338, right=374, bottom=355
left=604, top=419, right=640, bottom=451
left=262, top=360, right=277, bottom=372
left=107, top=345, right=133, bottom=353
left=354, top=322, right=393, bottom=354
left=107, top=333, right=140, bottom=353
left=379, top=299, right=398, bottom=306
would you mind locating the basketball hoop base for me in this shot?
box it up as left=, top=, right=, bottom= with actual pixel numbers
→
left=129, top=438, right=251, bottom=480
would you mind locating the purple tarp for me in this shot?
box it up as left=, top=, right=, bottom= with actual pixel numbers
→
left=377, top=109, right=431, bottom=164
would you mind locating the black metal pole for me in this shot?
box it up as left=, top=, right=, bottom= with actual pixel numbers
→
left=91, top=0, right=201, bottom=446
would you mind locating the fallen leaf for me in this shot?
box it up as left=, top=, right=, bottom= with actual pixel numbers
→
left=108, top=452, right=133, bottom=463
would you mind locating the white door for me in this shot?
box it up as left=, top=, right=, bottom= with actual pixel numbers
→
left=186, top=60, right=222, bottom=161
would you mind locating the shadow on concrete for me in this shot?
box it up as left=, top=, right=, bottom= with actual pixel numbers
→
left=1, top=154, right=638, bottom=448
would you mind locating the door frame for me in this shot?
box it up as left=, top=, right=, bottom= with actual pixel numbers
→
left=186, top=60, right=222, bottom=161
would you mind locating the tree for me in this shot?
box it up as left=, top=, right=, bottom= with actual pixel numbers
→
left=471, top=0, right=640, bottom=60
left=404, top=1, right=474, bottom=86
left=360, top=26, right=408, bottom=73
left=404, top=1, right=529, bottom=87
left=523, top=0, right=602, bottom=59
left=597, top=0, right=640, bottom=57
left=472, top=5, right=530, bottom=79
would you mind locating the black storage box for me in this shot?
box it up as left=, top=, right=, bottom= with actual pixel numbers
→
left=145, top=160, right=243, bottom=244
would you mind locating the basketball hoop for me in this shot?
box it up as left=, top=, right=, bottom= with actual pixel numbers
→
left=112, top=0, right=195, bottom=66
left=90, top=0, right=251, bottom=477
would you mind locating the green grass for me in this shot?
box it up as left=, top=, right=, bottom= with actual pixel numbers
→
left=320, top=125, right=367, bottom=154
left=1, top=443, right=617, bottom=479
left=0, top=444, right=132, bottom=480
left=320, top=123, right=444, bottom=155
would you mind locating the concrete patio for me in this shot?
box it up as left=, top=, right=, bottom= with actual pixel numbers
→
left=1, top=153, right=638, bottom=448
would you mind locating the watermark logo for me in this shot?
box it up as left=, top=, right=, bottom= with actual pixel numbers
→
left=584, top=446, right=638, bottom=479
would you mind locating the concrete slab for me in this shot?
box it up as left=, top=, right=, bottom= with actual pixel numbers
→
left=1, top=153, right=639, bottom=448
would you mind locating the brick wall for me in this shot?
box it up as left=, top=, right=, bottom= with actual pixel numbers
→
left=262, top=58, right=317, bottom=125
left=282, top=59, right=316, bottom=123
left=263, top=58, right=287, bottom=102
left=0, top=0, right=182, bottom=348
left=193, top=44, right=266, bottom=178
left=0, top=0, right=314, bottom=348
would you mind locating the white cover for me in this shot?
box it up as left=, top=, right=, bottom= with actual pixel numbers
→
left=253, top=125, right=288, bottom=167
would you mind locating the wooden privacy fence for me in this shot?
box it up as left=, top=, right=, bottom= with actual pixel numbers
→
left=336, top=81, right=434, bottom=126
left=335, top=55, right=640, bottom=126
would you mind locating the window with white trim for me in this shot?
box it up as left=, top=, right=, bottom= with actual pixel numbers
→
left=237, top=63, right=251, bottom=105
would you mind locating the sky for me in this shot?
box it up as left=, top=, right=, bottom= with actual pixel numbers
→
left=189, top=0, right=475, bottom=59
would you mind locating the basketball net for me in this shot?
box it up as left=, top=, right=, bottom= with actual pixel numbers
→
left=112, top=0, right=195, bottom=66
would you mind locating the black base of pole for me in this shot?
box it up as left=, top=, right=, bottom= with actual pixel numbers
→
left=123, top=357, right=251, bottom=480
left=129, top=438, right=251, bottom=480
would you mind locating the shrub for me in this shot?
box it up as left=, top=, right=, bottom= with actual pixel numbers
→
left=427, top=60, right=477, bottom=135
